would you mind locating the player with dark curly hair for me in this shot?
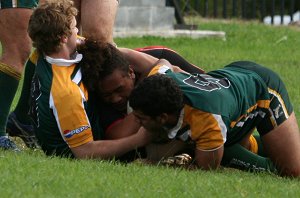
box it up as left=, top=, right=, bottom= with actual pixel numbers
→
left=77, top=39, right=202, bottom=141
left=130, top=74, right=184, bottom=119
left=129, top=62, right=300, bottom=177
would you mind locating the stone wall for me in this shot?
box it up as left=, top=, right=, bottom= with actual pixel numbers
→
left=114, top=0, right=175, bottom=32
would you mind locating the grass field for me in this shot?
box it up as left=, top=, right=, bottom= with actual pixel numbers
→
left=1, top=19, right=300, bottom=197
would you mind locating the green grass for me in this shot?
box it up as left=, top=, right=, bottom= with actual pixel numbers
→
left=1, top=151, right=300, bottom=197
left=2, top=19, right=300, bottom=197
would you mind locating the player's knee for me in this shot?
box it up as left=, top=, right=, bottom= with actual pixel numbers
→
left=82, top=26, right=112, bottom=42
left=17, top=40, right=32, bottom=63
left=20, top=49, right=32, bottom=64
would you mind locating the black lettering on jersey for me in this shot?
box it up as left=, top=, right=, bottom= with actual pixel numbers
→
left=183, top=74, right=230, bottom=92
left=29, top=74, right=41, bottom=127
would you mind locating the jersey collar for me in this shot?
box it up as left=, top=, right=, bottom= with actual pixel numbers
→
left=166, top=108, right=185, bottom=139
left=45, top=52, right=82, bottom=66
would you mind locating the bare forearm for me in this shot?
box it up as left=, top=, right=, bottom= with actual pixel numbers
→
left=105, top=113, right=141, bottom=139
left=194, top=146, right=224, bottom=170
left=73, top=138, right=139, bottom=159
left=72, top=128, right=151, bottom=159
left=118, top=48, right=158, bottom=72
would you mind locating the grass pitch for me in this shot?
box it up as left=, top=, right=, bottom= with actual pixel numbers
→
left=1, top=19, right=300, bottom=197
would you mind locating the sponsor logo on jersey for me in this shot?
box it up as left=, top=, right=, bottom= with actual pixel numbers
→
left=235, top=110, right=266, bottom=127
left=63, top=126, right=90, bottom=138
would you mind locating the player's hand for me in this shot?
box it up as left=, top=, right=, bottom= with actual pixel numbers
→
left=160, top=153, right=192, bottom=167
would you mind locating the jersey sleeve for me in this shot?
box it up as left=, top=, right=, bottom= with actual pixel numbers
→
left=147, top=65, right=172, bottom=76
left=50, top=66, right=93, bottom=148
left=184, top=105, right=227, bottom=151
left=29, top=50, right=39, bottom=65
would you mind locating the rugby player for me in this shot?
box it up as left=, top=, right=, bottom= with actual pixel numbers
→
left=26, top=0, right=151, bottom=158
left=129, top=61, right=300, bottom=177
left=0, top=0, right=42, bottom=150
left=6, top=0, right=119, bottom=149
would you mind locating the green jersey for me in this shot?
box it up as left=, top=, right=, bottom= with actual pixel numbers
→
left=149, top=61, right=292, bottom=151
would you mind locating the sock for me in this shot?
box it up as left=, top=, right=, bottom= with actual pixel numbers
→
left=222, top=143, right=277, bottom=173
left=13, top=59, right=36, bottom=124
left=0, top=62, right=21, bottom=136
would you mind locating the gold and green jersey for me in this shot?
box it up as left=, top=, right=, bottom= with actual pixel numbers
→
left=148, top=61, right=280, bottom=151
left=30, top=51, right=104, bottom=156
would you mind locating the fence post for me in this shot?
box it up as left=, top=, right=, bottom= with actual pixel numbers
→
left=232, top=0, right=237, bottom=17
left=195, top=0, right=201, bottom=14
left=223, top=0, right=227, bottom=18
left=271, top=0, right=275, bottom=24
left=260, top=0, right=266, bottom=22
left=213, top=0, right=218, bottom=18
left=241, top=0, right=246, bottom=19
left=280, top=0, right=285, bottom=24
left=251, top=0, right=256, bottom=19
left=290, top=0, right=295, bottom=22
left=170, top=0, right=186, bottom=25
left=204, top=0, right=208, bottom=17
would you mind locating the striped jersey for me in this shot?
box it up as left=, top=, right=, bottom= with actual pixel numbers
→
left=30, top=51, right=103, bottom=156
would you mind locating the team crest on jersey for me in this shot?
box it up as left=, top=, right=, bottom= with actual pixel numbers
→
left=64, top=126, right=90, bottom=138
left=183, top=74, right=231, bottom=92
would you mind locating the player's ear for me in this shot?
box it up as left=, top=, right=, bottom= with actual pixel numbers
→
left=61, top=35, right=68, bottom=44
left=128, top=67, right=135, bottom=79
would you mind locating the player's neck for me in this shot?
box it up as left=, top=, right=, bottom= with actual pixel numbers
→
left=47, top=45, right=76, bottom=60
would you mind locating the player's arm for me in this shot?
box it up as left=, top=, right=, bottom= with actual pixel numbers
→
left=118, top=48, right=184, bottom=74
left=71, top=127, right=152, bottom=159
left=105, top=113, right=141, bottom=139
left=52, top=82, right=150, bottom=159
left=118, top=47, right=159, bottom=74
left=188, top=109, right=225, bottom=170
left=194, top=146, right=224, bottom=170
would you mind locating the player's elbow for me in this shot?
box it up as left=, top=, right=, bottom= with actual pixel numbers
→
left=71, top=141, right=101, bottom=159
left=194, top=146, right=224, bottom=170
